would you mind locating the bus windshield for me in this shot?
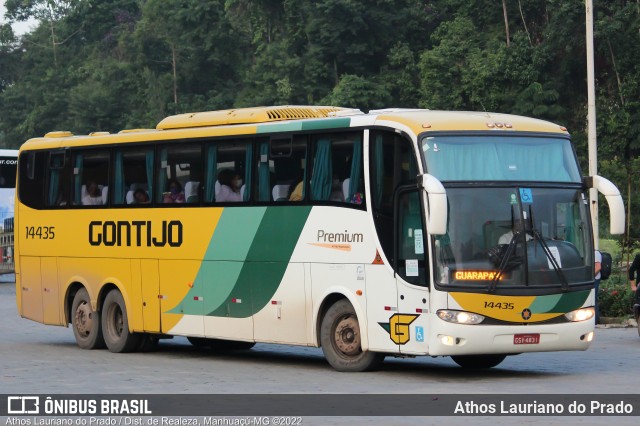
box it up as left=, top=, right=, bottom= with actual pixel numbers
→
left=433, top=186, right=593, bottom=291
left=421, top=135, right=582, bottom=183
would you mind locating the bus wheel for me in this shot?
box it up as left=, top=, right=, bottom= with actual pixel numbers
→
left=71, top=288, right=105, bottom=349
left=101, top=289, right=141, bottom=353
left=451, top=354, right=506, bottom=369
left=320, top=299, right=384, bottom=372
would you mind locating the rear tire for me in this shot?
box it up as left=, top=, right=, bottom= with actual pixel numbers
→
left=101, top=289, right=141, bottom=353
left=71, top=288, right=105, bottom=349
left=451, top=354, right=507, bottom=369
left=320, top=299, right=384, bottom=372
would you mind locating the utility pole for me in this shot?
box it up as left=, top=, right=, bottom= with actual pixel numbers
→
left=586, top=0, right=599, bottom=249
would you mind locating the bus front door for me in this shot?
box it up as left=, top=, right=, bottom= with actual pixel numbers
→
left=395, top=189, right=430, bottom=355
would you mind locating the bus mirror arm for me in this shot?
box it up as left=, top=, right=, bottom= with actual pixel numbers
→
left=419, top=174, right=447, bottom=235
left=583, top=175, right=625, bottom=235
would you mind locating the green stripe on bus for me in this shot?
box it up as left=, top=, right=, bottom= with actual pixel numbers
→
left=167, top=207, right=267, bottom=315
left=538, top=290, right=590, bottom=313
left=256, top=118, right=351, bottom=134
left=528, top=293, right=562, bottom=313
left=256, top=122, right=303, bottom=133
left=168, top=206, right=312, bottom=317
left=301, top=118, right=351, bottom=131
left=548, top=289, right=591, bottom=313
left=207, top=206, right=312, bottom=317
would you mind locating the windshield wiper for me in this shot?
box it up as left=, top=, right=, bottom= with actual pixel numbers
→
left=487, top=231, right=523, bottom=293
left=527, top=206, right=569, bottom=291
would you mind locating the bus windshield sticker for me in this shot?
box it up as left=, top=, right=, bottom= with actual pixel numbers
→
left=406, top=259, right=419, bottom=277
left=519, top=188, right=533, bottom=203
left=414, top=229, right=424, bottom=254
left=510, top=193, right=518, bottom=204
left=546, top=246, right=562, bottom=269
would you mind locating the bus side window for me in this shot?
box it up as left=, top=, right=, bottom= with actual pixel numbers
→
left=71, top=150, right=110, bottom=206
left=309, top=132, right=364, bottom=205
left=396, top=190, right=428, bottom=286
left=19, top=151, right=46, bottom=210
left=205, top=140, right=250, bottom=203
left=47, top=151, right=72, bottom=207
left=157, top=143, right=202, bottom=204
left=112, top=148, right=154, bottom=205
left=258, top=136, right=307, bottom=202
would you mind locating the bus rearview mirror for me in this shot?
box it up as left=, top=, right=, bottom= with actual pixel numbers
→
left=421, top=174, right=447, bottom=235
left=585, top=175, right=625, bottom=235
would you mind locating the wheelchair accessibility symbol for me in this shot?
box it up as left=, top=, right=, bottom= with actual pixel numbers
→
left=519, top=188, right=533, bottom=204
left=415, top=326, right=424, bottom=342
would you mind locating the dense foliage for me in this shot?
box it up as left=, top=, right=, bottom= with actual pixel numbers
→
left=599, top=277, right=635, bottom=318
left=2, top=0, right=640, bottom=241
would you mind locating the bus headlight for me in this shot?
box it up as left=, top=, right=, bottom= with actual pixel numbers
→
left=437, top=310, right=485, bottom=324
left=564, top=307, right=595, bottom=322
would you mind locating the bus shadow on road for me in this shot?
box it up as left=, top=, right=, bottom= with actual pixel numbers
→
left=151, top=340, right=562, bottom=378
left=380, top=356, right=560, bottom=379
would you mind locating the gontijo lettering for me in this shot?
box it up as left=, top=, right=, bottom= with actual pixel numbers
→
left=89, top=220, right=182, bottom=247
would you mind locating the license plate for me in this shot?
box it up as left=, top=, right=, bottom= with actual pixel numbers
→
left=514, top=333, right=540, bottom=345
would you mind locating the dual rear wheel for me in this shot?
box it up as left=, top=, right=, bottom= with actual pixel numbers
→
left=71, top=288, right=156, bottom=353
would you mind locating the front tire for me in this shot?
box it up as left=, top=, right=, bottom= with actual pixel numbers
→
left=101, top=289, right=141, bottom=353
left=451, top=354, right=507, bottom=369
left=71, top=288, right=105, bottom=349
left=320, top=299, right=384, bottom=372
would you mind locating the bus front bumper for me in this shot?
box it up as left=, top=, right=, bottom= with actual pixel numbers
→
left=427, top=316, right=594, bottom=356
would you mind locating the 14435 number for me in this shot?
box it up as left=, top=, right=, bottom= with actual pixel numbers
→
left=484, top=301, right=514, bottom=310
left=25, top=226, right=55, bottom=239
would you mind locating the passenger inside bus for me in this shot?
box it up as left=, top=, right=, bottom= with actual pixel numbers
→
left=163, top=179, right=185, bottom=203
left=82, top=181, right=104, bottom=205
left=133, top=189, right=150, bottom=204
left=216, top=169, right=242, bottom=202
left=289, top=181, right=303, bottom=201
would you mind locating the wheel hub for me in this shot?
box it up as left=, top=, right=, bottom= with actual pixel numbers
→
left=75, top=302, right=93, bottom=336
left=334, top=315, right=361, bottom=356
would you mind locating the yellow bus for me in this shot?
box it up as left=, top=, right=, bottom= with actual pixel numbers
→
left=15, top=106, right=625, bottom=371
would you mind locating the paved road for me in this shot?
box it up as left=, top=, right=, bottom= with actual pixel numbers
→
left=1, top=282, right=638, bottom=425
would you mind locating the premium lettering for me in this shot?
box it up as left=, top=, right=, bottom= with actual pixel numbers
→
left=317, top=229, right=363, bottom=243
left=89, top=220, right=182, bottom=247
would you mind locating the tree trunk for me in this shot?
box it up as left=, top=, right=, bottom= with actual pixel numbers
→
left=518, top=0, right=533, bottom=47
left=49, top=19, right=57, bottom=67
left=171, top=44, right=178, bottom=105
left=607, top=38, right=624, bottom=105
left=502, top=0, right=510, bottom=47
